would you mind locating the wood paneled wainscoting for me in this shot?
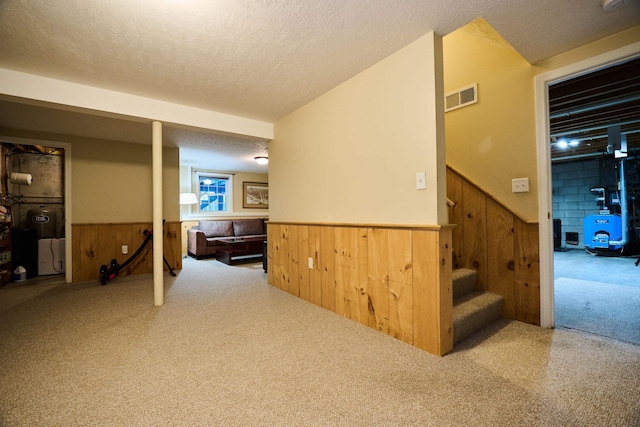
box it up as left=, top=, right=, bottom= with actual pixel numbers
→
left=71, top=222, right=182, bottom=283
left=447, top=166, right=540, bottom=325
left=267, top=222, right=455, bottom=356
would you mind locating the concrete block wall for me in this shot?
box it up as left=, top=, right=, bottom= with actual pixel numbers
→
left=552, top=158, right=602, bottom=248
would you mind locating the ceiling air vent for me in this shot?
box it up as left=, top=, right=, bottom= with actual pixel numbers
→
left=445, top=83, right=478, bottom=112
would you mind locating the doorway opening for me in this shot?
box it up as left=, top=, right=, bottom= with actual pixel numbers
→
left=0, top=138, right=72, bottom=284
left=537, top=47, right=640, bottom=344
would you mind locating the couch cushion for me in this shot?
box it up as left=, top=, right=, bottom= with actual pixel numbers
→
left=205, top=237, right=233, bottom=247
left=198, top=220, right=234, bottom=238
left=232, top=218, right=264, bottom=236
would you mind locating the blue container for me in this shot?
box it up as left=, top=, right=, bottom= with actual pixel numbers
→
left=584, top=214, right=622, bottom=250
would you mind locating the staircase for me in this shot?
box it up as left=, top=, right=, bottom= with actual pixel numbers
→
left=452, top=268, right=504, bottom=345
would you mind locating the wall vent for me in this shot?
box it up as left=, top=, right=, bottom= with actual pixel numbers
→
left=445, top=83, right=478, bottom=112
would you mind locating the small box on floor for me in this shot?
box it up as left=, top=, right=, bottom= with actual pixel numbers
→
left=565, top=232, right=579, bottom=246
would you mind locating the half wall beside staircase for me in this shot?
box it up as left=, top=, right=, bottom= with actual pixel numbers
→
left=266, top=167, right=540, bottom=356
left=266, top=222, right=455, bottom=357
left=447, top=166, right=540, bottom=326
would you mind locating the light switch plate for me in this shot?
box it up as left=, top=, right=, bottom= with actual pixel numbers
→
left=416, top=172, right=426, bottom=190
left=512, top=177, right=529, bottom=193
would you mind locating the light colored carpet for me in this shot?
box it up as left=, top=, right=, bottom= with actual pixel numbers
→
left=1, top=258, right=639, bottom=426
left=555, top=277, right=640, bottom=345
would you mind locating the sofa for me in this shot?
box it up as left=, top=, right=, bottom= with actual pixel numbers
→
left=187, top=218, right=267, bottom=259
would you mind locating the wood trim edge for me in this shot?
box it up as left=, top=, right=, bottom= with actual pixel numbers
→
left=266, top=221, right=456, bottom=231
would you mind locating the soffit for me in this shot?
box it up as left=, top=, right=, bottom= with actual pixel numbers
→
left=0, top=99, right=269, bottom=173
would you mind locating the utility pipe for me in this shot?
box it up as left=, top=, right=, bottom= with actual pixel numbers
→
left=551, top=126, right=640, bottom=141
left=550, top=93, right=640, bottom=119
left=551, top=148, right=640, bottom=163
left=550, top=118, right=640, bottom=138
left=609, top=159, right=628, bottom=247
left=152, top=121, right=164, bottom=306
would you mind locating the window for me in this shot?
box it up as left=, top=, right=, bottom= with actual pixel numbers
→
left=195, top=172, right=232, bottom=213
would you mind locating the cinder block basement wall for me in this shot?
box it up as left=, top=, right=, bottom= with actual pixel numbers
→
left=552, top=159, right=602, bottom=248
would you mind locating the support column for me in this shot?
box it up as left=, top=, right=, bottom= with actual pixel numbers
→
left=152, top=121, right=164, bottom=306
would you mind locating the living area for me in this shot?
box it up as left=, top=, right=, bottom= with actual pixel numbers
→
left=187, top=218, right=266, bottom=265
left=179, top=136, right=269, bottom=267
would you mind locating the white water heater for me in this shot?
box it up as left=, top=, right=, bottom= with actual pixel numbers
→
left=38, top=238, right=65, bottom=276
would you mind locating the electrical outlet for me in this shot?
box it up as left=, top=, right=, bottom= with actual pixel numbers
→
left=308, top=257, right=313, bottom=269
left=122, top=244, right=128, bottom=255
left=512, top=178, right=529, bottom=193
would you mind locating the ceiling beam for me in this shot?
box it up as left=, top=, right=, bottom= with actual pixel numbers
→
left=0, top=68, right=273, bottom=141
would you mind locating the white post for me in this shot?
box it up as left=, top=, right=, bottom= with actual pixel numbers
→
left=152, top=121, right=164, bottom=306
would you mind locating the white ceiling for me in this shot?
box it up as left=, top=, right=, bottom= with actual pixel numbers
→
left=0, top=0, right=638, bottom=171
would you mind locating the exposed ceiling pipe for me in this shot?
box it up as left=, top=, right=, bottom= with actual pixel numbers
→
left=608, top=159, right=628, bottom=247
left=550, top=118, right=640, bottom=138
left=552, top=80, right=640, bottom=107
left=553, top=128, right=640, bottom=143
left=550, top=149, right=640, bottom=163
left=550, top=93, right=640, bottom=119
left=551, top=111, right=639, bottom=135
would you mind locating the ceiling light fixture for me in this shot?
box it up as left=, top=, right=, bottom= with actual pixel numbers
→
left=254, top=156, right=268, bottom=165
left=602, top=0, right=628, bottom=11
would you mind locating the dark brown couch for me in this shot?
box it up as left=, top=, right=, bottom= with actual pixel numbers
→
left=187, top=218, right=266, bottom=259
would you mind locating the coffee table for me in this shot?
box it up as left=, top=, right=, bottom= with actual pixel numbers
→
left=216, top=236, right=266, bottom=265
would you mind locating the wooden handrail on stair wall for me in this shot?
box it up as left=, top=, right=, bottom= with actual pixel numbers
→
left=447, top=166, right=540, bottom=326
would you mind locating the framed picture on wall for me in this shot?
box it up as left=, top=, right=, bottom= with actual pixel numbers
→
left=243, top=182, right=269, bottom=208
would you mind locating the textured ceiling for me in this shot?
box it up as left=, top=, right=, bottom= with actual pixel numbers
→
left=0, top=0, right=638, bottom=171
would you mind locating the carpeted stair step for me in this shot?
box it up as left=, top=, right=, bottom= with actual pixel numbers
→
left=452, top=268, right=477, bottom=299
left=453, top=291, right=504, bottom=344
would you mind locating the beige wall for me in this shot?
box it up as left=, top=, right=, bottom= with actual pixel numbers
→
left=233, top=173, right=269, bottom=214
left=72, top=139, right=180, bottom=223
left=271, top=31, right=446, bottom=225
left=443, top=18, right=539, bottom=221
left=443, top=21, right=640, bottom=223
left=0, top=128, right=181, bottom=224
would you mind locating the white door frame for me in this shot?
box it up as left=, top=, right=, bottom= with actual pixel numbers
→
left=0, top=135, right=72, bottom=283
left=535, top=41, right=640, bottom=328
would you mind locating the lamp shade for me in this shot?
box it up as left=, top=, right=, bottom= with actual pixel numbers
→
left=180, top=193, right=198, bottom=205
